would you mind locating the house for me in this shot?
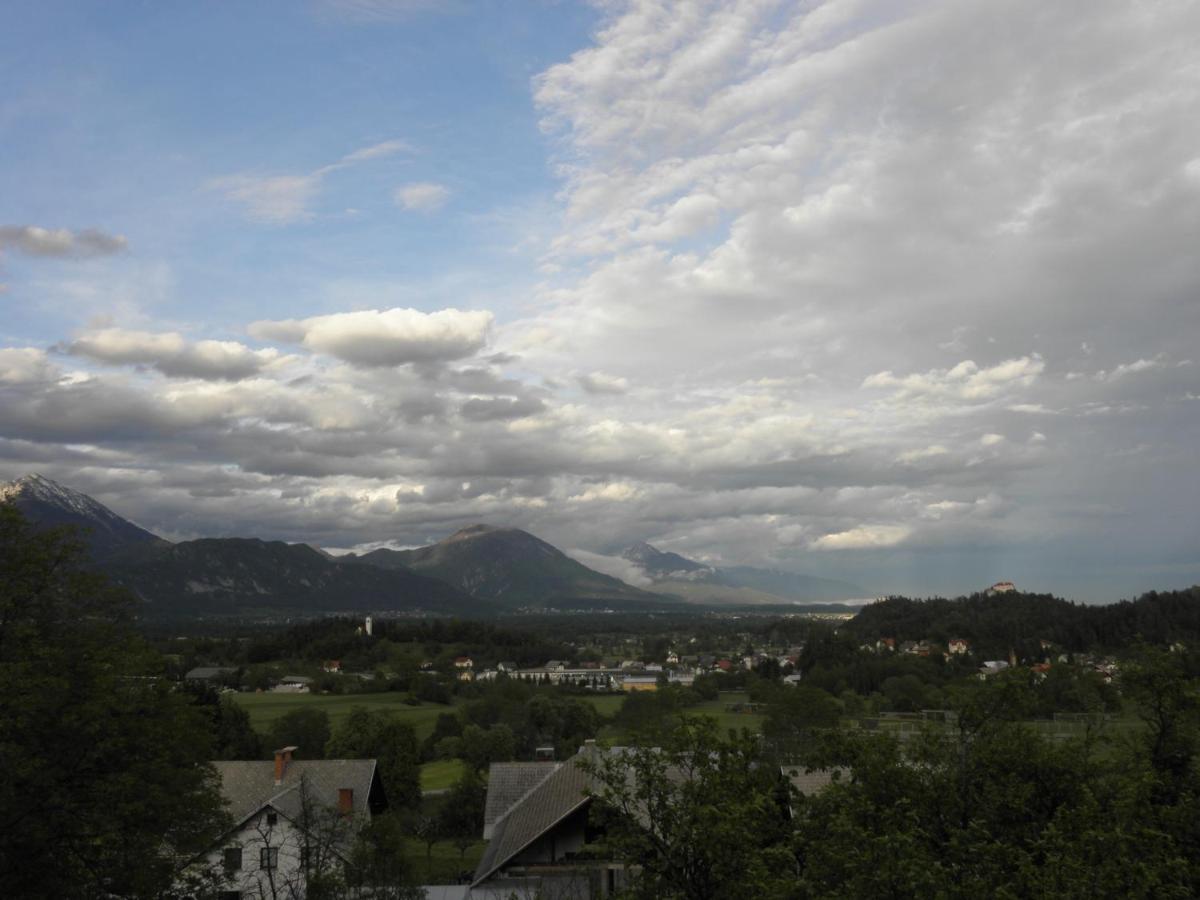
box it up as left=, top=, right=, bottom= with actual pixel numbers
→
left=782, top=672, right=803, bottom=686
left=184, top=666, right=237, bottom=684
left=947, top=639, right=970, bottom=655
left=986, top=581, right=1017, bottom=595
left=472, top=744, right=629, bottom=898
left=497, top=661, right=519, bottom=673
left=781, top=765, right=843, bottom=798
left=665, top=651, right=679, bottom=665
left=715, top=658, right=733, bottom=672
left=979, top=660, right=1010, bottom=678
left=322, top=660, right=342, bottom=673
left=544, top=660, right=568, bottom=672
left=184, top=746, right=387, bottom=900
left=454, top=656, right=474, bottom=669
left=272, top=675, right=312, bottom=693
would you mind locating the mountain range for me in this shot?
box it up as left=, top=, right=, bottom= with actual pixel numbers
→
left=341, top=524, right=658, bottom=608
left=0, top=473, right=867, bottom=618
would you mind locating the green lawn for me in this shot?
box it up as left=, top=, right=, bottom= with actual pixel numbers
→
left=420, top=758, right=468, bottom=792
left=231, top=691, right=455, bottom=740
left=579, top=693, right=626, bottom=718
left=692, top=691, right=765, bottom=734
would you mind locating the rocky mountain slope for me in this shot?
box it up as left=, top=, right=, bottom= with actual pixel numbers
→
left=0, top=473, right=166, bottom=559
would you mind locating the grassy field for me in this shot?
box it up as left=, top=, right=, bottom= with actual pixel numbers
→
left=231, top=691, right=455, bottom=740
left=578, top=693, right=625, bottom=718
left=692, top=691, right=765, bottom=733
left=420, top=758, right=468, bottom=792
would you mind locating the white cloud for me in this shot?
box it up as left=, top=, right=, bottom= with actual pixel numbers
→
left=813, top=524, right=912, bottom=550
left=249, top=307, right=492, bottom=366
left=863, top=357, right=1045, bottom=402
left=394, top=182, right=449, bottom=212
left=212, top=140, right=408, bottom=224
left=0, top=348, right=58, bottom=384
left=565, top=548, right=654, bottom=587
left=209, top=175, right=321, bottom=225
left=67, top=328, right=281, bottom=380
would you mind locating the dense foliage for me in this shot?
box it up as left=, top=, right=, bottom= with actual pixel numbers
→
left=849, top=588, right=1200, bottom=657
left=0, top=505, right=229, bottom=898
left=592, top=648, right=1200, bottom=899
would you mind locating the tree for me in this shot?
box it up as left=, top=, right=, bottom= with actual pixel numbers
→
left=583, top=718, right=795, bottom=900
left=437, top=768, right=486, bottom=848
left=460, top=723, right=516, bottom=773
left=216, top=695, right=266, bottom=759
left=326, top=708, right=421, bottom=809
left=761, top=684, right=840, bottom=754
left=0, top=505, right=229, bottom=898
left=269, top=708, right=332, bottom=760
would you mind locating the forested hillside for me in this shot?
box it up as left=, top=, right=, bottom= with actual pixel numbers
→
left=848, top=588, right=1200, bottom=658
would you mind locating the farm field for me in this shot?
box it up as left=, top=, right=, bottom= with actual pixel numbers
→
left=231, top=691, right=456, bottom=740
left=578, top=693, right=625, bottom=718
left=692, top=691, right=765, bottom=733
left=594, top=690, right=766, bottom=740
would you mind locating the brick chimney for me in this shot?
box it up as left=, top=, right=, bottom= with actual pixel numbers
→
left=274, top=746, right=298, bottom=785
left=338, top=788, right=354, bottom=816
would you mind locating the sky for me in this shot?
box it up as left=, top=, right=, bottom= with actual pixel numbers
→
left=1, top=0, right=1198, bottom=602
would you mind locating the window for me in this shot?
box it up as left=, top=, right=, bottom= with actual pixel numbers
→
left=265, top=811, right=278, bottom=827
left=223, top=847, right=242, bottom=871
left=260, top=847, right=278, bottom=870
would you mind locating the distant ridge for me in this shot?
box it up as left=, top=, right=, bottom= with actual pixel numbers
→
left=344, top=524, right=666, bottom=609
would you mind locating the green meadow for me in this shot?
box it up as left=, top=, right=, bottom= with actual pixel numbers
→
left=231, top=691, right=455, bottom=741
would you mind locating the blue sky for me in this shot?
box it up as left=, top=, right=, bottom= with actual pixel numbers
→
left=2, top=1, right=1199, bottom=601
left=2, top=0, right=594, bottom=336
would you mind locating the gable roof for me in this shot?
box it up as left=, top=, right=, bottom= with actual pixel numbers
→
left=212, top=759, right=379, bottom=827
left=482, top=762, right=558, bottom=839
left=185, top=666, right=235, bottom=680
left=781, top=765, right=844, bottom=797
left=473, top=751, right=599, bottom=886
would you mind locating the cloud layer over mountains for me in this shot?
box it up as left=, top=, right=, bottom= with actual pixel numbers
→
left=2, top=0, right=1198, bottom=599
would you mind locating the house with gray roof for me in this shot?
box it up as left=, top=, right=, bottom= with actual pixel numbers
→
left=470, top=743, right=630, bottom=899
left=184, top=665, right=237, bottom=683
left=181, top=746, right=386, bottom=899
